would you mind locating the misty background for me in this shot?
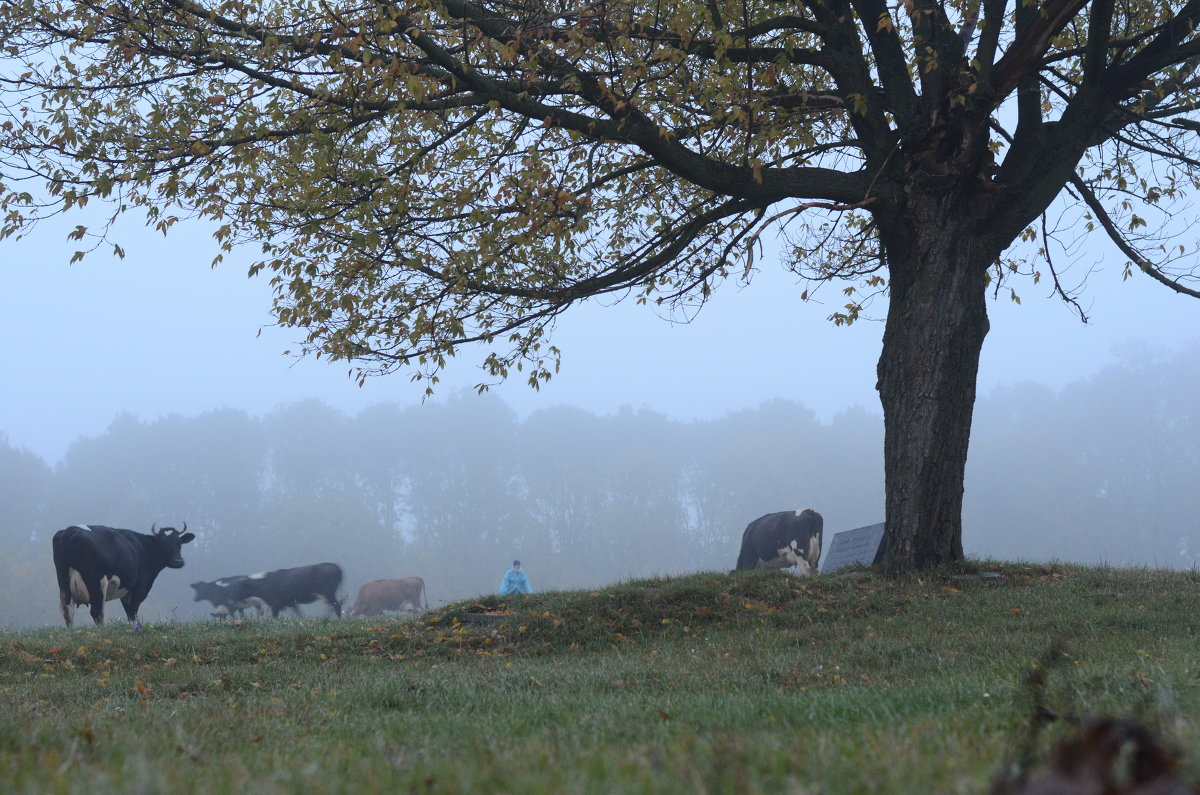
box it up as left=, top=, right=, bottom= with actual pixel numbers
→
left=1, top=344, right=1198, bottom=628
left=1, top=212, right=1198, bottom=628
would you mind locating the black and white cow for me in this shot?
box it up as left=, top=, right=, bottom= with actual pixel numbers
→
left=735, top=509, right=823, bottom=575
left=190, top=576, right=266, bottom=619
left=223, top=563, right=344, bottom=618
left=52, top=523, right=196, bottom=626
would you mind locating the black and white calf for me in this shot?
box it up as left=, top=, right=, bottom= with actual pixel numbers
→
left=735, top=509, right=823, bottom=575
left=222, top=563, right=343, bottom=618
left=53, top=523, right=195, bottom=626
left=190, top=576, right=266, bottom=618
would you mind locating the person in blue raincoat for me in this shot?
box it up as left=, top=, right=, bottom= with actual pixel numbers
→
left=500, top=560, right=531, bottom=596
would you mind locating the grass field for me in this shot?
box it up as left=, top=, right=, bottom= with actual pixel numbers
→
left=2, top=563, right=1197, bottom=793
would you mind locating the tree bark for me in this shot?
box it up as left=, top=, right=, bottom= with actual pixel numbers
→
left=876, top=202, right=993, bottom=574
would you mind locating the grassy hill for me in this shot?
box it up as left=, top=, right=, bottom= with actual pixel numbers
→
left=2, top=564, right=1197, bottom=793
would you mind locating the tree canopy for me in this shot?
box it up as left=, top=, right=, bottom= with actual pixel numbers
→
left=2, top=0, right=1199, bottom=572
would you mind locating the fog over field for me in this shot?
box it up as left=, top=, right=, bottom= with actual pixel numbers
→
left=0, top=218, right=1197, bottom=627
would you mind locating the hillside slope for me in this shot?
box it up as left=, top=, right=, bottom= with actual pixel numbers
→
left=2, top=564, right=1197, bottom=793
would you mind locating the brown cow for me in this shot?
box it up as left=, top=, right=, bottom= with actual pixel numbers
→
left=347, top=577, right=428, bottom=617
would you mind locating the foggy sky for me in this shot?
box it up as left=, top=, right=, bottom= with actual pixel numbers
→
left=2, top=209, right=1198, bottom=464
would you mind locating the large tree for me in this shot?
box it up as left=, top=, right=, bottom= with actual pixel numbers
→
left=2, top=0, right=1199, bottom=572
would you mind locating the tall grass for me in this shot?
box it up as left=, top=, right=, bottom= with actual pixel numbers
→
left=2, top=564, right=1197, bottom=793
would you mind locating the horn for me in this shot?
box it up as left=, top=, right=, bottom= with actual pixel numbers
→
left=182, top=521, right=187, bottom=534
left=151, top=523, right=158, bottom=535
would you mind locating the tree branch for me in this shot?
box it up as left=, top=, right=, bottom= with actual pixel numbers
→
left=847, top=0, right=920, bottom=138
left=1072, top=174, right=1200, bottom=299
left=989, top=0, right=1093, bottom=99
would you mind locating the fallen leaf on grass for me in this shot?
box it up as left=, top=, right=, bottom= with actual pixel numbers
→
left=176, top=745, right=209, bottom=765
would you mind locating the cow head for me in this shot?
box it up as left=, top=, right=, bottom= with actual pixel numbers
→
left=151, top=522, right=195, bottom=568
left=190, top=580, right=222, bottom=602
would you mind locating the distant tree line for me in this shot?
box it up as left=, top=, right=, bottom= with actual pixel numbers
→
left=1, top=343, right=1195, bottom=627
left=965, top=341, right=1200, bottom=568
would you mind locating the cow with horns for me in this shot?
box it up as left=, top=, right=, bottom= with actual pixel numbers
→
left=52, top=523, right=195, bottom=626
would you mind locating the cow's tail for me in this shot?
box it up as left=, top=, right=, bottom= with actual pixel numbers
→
left=327, top=563, right=345, bottom=618
left=51, top=531, right=74, bottom=625
left=52, top=532, right=72, bottom=593
left=734, top=533, right=757, bottom=571
left=421, top=580, right=428, bottom=611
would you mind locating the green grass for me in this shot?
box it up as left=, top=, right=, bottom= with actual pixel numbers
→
left=2, top=564, right=1197, bottom=793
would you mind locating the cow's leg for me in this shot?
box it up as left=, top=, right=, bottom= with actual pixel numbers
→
left=82, top=576, right=106, bottom=625
left=59, top=590, right=73, bottom=626
left=806, top=534, right=822, bottom=574
left=65, top=568, right=94, bottom=626
left=314, top=592, right=343, bottom=617
left=120, top=595, right=139, bottom=621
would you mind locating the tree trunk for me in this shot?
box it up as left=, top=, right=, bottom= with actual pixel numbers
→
left=876, top=209, right=993, bottom=575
